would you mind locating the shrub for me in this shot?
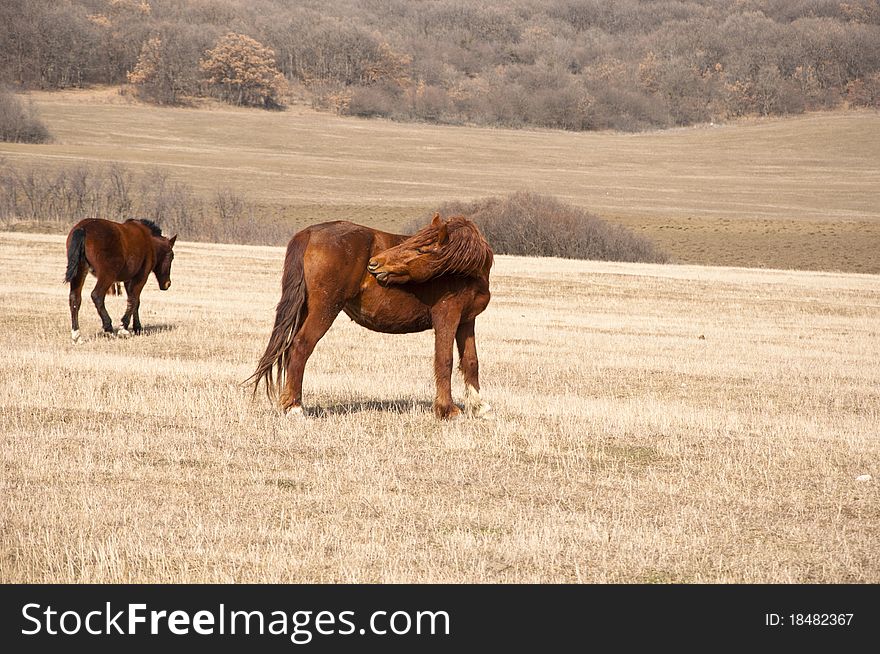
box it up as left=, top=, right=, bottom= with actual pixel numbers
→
left=200, top=33, right=287, bottom=109
left=408, top=82, right=452, bottom=122
left=408, top=192, right=667, bottom=263
left=0, top=88, right=50, bottom=143
left=345, top=84, right=398, bottom=118
left=847, top=73, right=880, bottom=108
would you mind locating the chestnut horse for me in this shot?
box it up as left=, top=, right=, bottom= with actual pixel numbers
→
left=250, top=213, right=493, bottom=419
left=64, top=218, right=177, bottom=343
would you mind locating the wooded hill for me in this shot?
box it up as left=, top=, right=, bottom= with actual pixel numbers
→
left=2, top=0, right=879, bottom=130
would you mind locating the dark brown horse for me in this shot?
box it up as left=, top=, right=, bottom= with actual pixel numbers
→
left=250, top=213, right=493, bottom=419
left=64, top=218, right=177, bottom=343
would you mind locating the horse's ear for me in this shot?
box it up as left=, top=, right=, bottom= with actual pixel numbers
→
left=431, top=212, right=442, bottom=227
left=169, top=235, right=177, bottom=247
left=437, top=222, right=449, bottom=245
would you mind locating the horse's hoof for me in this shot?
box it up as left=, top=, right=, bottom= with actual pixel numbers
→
left=436, top=405, right=462, bottom=420
left=71, top=330, right=81, bottom=344
left=117, top=327, right=131, bottom=338
left=473, top=402, right=493, bottom=419
left=286, top=406, right=306, bottom=419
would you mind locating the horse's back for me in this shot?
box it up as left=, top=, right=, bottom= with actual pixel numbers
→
left=69, top=218, right=133, bottom=250
left=67, top=219, right=120, bottom=260
left=296, top=221, right=404, bottom=272
left=70, top=217, right=121, bottom=234
left=297, top=221, right=401, bottom=248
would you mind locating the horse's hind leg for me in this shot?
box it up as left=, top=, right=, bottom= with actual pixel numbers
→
left=281, top=307, right=338, bottom=417
left=456, top=319, right=491, bottom=418
left=90, top=277, right=116, bottom=335
left=68, top=266, right=88, bottom=343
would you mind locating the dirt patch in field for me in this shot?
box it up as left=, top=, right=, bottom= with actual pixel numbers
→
left=612, top=216, right=880, bottom=274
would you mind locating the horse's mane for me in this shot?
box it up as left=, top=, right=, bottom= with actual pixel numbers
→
left=132, top=218, right=162, bottom=237
left=409, top=216, right=493, bottom=278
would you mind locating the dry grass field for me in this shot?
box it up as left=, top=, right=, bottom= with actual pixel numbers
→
left=2, top=89, right=879, bottom=272
left=1, top=232, right=878, bottom=583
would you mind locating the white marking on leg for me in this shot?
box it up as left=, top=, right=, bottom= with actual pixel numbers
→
left=117, top=326, right=130, bottom=338
left=465, top=384, right=481, bottom=414
left=474, top=401, right=492, bottom=419
left=286, top=406, right=305, bottom=419
left=464, top=385, right=491, bottom=418
left=464, top=384, right=493, bottom=418
left=71, top=329, right=81, bottom=344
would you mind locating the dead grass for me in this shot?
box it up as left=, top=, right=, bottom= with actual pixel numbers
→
left=1, top=89, right=878, bottom=270
left=1, top=232, right=878, bottom=583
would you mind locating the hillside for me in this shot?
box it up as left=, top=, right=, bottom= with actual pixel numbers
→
left=2, top=0, right=879, bottom=131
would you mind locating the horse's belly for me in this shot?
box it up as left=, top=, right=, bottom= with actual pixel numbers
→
left=343, top=298, right=432, bottom=334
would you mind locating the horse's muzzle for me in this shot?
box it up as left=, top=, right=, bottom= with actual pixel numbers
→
left=367, top=259, right=380, bottom=272
left=162, top=281, right=171, bottom=290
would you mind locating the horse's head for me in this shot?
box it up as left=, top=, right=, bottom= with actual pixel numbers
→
left=153, top=234, right=177, bottom=290
left=368, top=213, right=492, bottom=285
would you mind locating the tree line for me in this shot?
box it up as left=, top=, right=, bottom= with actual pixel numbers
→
left=2, top=0, right=879, bottom=130
left=0, top=159, right=284, bottom=244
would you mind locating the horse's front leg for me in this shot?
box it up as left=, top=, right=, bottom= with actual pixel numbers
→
left=433, top=316, right=460, bottom=419
left=456, top=319, right=491, bottom=418
left=121, top=279, right=146, bottom=336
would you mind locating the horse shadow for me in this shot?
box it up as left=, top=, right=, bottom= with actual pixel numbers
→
left=306, top=398, right=435, bottom=418
left=141, top=323, right=176, bottom=336
left=78, top=323, right=176, bottom=342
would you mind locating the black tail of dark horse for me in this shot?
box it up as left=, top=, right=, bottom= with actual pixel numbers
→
left=64, top=227, right=86, bottom=283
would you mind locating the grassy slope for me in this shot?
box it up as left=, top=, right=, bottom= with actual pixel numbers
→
left=1, top=89, right=879, bottom=272
left=2, top=233, right=878, bottom=582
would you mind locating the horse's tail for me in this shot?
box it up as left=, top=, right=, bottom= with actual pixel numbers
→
left=64, top=227, right=86, bottom=283
left=247, top=230, right=310, bottom=400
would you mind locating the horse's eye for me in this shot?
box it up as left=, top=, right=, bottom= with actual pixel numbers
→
left=417, top=247, right=430, bottom=254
